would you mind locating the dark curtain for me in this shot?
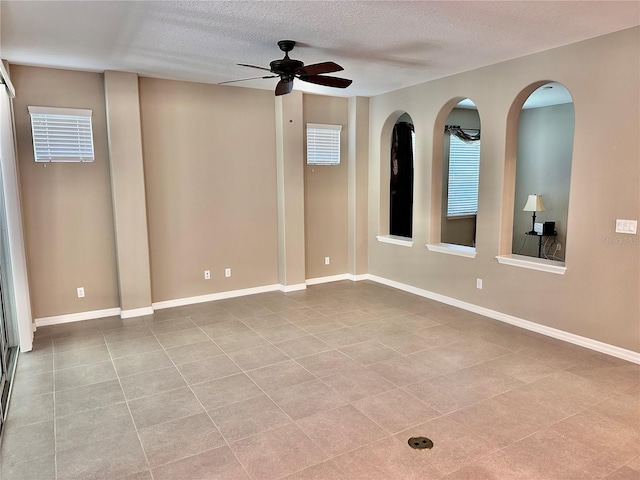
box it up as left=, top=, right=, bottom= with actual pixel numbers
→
left=390, top=122, right=414, bottom=238
left=445, top=125, right=480, bottom=142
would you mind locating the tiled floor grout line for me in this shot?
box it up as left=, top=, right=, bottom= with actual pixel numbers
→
left=51, top=339, right=58, bottom=480
left=439, top=389, right=633, bottom=479
left=232, top=300, right=364, bottom=464
left=230, top=308, right=455, bottom=474
left=99, top=323, right=629, bottom=468
left=146, top=319, right=256, bottom=480
left=216, top=304, right=589, bottom=476
left=200, top=309, right=344, bottom=468
left=237, top=306, right=434, bottom=478
left=101, top=331, right=155, bottom=480
left=188, top=309, right=377, bottom=477
left=440, top=399, right=584, bottom=478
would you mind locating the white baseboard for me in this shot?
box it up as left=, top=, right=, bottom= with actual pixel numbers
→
left=35, top=307, right=122, bottom=327
left=120, top=306, right=154, bottom=319
left=30, top=273, right=638, bottom=364
left=306, top=273, right=370, bottom=285
left=279, top=283, right=307, bottom=292
left=367, top=274, right=640, bottom=365
left=306, top=274, right=350, bottom=285
left=152, top=284, right=282, bottom=310
left=348, top=273, right=370, bottom=282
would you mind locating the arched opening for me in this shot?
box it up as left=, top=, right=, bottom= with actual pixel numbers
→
left=389, top=113, right=414, bottom=238
left=511, top=82, right=574, bottom=261
left=441, top=99, right=481, bottom=247
left=428, top=98, right=480, bottom=257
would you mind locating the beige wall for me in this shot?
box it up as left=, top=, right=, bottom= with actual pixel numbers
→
left=513, top=103, right=574, bottom=259
left=12, top=66, right=119, bottom=318
left=303, top=94, right=349, bottom=280
left=138, top=78, right=279, bottom=302
left=368, top=27, right=640, bottom=352
left=9, top=28, right=638, bottom=356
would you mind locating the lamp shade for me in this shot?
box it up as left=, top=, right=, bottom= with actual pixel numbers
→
left=523, top=194, right=545, bottom=212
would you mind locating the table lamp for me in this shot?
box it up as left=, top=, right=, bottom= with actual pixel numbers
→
left=523, top=194, right=545, bottom=234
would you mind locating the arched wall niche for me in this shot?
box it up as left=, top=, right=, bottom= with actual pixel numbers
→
left=378, top=110, right=414, bottom=237
left=499, top=81, right=552, bottom=254
left=429, top=96, right=475, bottom=245
left=500, top=80, right=574, bottom=261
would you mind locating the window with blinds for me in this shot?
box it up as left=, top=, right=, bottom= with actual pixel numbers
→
left=28, top=106, right=95, bottom=162
left=447, top=134, right=480, bottom=217
left=306, top=123, right=341, bottom=165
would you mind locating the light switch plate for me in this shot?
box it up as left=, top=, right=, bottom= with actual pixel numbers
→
left=615, top=219, right=637, bottom=234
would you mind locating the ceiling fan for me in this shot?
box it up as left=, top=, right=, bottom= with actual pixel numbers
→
left=219, top=40, right=352, bottom=96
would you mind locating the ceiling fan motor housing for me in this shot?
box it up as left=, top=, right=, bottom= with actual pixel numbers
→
left=269, top=58, right=304, bottom=76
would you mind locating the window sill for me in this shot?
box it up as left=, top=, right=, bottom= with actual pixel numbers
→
left=426, top=243, right=477, bottom=258
left=376, top=235, right=413, bottom=247
left=495, top=254, right=566, bottom=275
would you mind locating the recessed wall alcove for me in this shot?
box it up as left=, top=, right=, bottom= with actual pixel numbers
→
left=378, top=111, right=415, bottom=244
left=427, top=97, right=480, bottom=258
left=499, top=81, right=574, bottom=269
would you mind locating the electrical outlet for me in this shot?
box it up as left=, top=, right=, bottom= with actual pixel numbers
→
left=555, top=243, right=562, bottom=251
left=324, top=256, right=330, bottom=265
left=476, top=278, right=483, bottom=290
left=225, top=268, right=231, bottom=278
left=77, top=287, right=85, bottom=298
left=204, top=270, right=211, bottom=280
left=616, top=219, right=637, bottom=234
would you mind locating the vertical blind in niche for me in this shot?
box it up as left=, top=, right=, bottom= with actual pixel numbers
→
left=390, top=122, right=414, bottom=238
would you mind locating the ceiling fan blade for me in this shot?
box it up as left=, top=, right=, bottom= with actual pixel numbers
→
left=218, top=75, right=278, bottom=85
left=238, top=63, right=273, bottom=72
left=299, top=75, right=352, bottom=89
left=275, top=79, right=294, bottom=96
left=296, top=61, right=343, bottom=76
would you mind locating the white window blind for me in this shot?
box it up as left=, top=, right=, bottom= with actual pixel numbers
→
left=28, top=106, right=95, bottom=162
left=447, top=134, right=480, bottom=217
left=306, top=123, right=341, bottom=165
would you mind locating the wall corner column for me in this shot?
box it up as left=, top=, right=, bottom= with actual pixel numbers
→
left=104, top=71, right=153, bottom=316
left=348, top=96, right=369, bottom=276
left=275, top=91, right=306, bottom=290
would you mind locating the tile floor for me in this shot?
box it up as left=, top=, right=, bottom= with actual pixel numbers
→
left=1, top=281, right=638, bottom=480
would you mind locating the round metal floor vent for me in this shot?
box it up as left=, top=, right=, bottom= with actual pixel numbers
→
left=408, top=436, right=433, bottom=450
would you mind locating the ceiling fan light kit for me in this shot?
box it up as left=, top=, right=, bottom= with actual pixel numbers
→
left=220, top=40, right=352, bottom=96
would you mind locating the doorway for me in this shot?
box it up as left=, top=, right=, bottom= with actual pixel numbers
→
left=0, top=94, right=20, bottom=438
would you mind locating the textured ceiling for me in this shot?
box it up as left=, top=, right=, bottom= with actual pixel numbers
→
left=1, top=1, right=639, bottom=97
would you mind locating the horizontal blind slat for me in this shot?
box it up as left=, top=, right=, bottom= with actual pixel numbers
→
left=29, top=109, right=95, bottom=162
